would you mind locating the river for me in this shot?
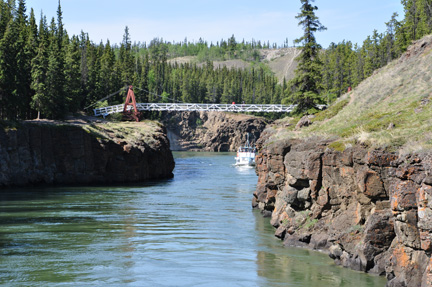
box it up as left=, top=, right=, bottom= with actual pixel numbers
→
left=0, top=152, right=386, bottom=286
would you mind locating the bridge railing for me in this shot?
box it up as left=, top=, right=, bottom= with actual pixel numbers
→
left=93, top=104, right=125, bottom=117
left=93, top=103, right=325, bottom=117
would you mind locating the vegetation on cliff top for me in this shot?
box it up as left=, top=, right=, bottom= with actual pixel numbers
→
left=315, top=36, right=432, bottom=153
left=273, top=34, right=432, bottom=153
left=2, top=113, right=166, bottom=150
left=91, top=120, right=166, bottom=148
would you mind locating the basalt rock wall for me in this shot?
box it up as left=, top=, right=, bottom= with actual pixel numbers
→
left=253, top=130, right=432, bottom=287
left=163, top=111, right=268, bottom=151
left=0, top=123, right=175, bottom=187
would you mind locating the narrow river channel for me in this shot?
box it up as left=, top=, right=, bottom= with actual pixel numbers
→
left=0, top=152, right=386, bottom=286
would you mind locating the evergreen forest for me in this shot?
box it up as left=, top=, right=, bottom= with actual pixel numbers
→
left=0, top=0, right=431, bottom=120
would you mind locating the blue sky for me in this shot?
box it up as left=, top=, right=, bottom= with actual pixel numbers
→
left=25, top=0, right=404, bottom=48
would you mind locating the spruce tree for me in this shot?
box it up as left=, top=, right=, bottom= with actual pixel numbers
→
left=15, top=0, right=30, bottom=119
left=44, top=18, right=66, bottom=119
left=100, top=40, right=117, bottom=100
left=385, top=13, right=400, bottom=62
left=0, top=0, right=13, bottom=40
left=138, top=52, right=150, bottom=102
left=288, top=0, right=326, bottom=113
left=0, top=17, right=19, bottom=119
left=25, top=8, right=38, bottom=118
left=64, top=35, right=82, bottom=112
left=120, top=26, right=134, bottom=86
left=30, top=16, right=49, bottom=119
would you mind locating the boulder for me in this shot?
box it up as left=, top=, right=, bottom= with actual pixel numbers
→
left=295, top=115, right=313, bottom=130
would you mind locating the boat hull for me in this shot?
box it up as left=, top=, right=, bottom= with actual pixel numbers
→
left=234, top=135, right=256, bottom=166
left=235, top=153, right=256, bottom=166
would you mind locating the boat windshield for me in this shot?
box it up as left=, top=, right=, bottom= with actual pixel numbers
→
left=237, top=134, right=257, bottom=154
left=238, top=146, right=255, bottom=153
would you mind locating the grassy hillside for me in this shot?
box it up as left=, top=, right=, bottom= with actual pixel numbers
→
left=168, top=48, right=299, bottom=84
left=271, top=35, right=432, bottom=153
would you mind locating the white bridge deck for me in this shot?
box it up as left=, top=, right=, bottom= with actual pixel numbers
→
left=93, top=103, right=317, bottom=117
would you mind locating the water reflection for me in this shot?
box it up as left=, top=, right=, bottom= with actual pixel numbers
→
left=0, top=152, right=387, bottom=286
left=253, top=210, right=386, bottom=287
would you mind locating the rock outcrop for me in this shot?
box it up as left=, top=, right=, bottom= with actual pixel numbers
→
left=0, top=121, right=175, bottom=187
left=253, top=129, right=432, bottom=287
left=163, top=111, right=268, bottom=151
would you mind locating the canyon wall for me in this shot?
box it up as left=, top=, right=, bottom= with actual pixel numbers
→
left=162, top=111, right=268, bottom=151
left=0, top=122, right=175, bottom=187
left=253, top=129, right=432, bottom=287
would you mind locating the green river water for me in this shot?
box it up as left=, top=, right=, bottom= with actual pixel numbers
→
left=0, top=152, right=387, bottom=286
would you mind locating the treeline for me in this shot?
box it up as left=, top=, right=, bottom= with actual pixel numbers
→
left=0, top=0, right=431, bottom=120
left=145, top=35, right=290, bottom=63
left=320, top=0, right=432, bottom=101
left=146, top=61, right=282, bottom=105
left=0, top=1, right=284, bottom=120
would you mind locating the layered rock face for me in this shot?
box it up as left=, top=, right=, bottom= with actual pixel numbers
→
left=253, top=130, right=432, bottom=287
left=163, top=111, right=268, bottom=151
left=0, top=122, right=174, bottom=187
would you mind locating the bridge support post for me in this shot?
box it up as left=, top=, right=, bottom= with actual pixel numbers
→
left=123, top=86, right=142, bottom=122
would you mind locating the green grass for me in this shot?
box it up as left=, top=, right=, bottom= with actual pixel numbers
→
left=304, top=44, right=432, bottom=152
left=94, top=120, right=165, bottom=148
left=312, top=98, right=350, bottom=123
left=328, top=141, right=346, bottom=152
left=300, top=217, right=318, bottom=230
left=266, top=39, right=432, bottom=154
left=81, top=124, right=109, bottom=140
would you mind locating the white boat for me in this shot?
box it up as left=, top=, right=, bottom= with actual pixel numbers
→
left=235, top=135, right=256, bottom=166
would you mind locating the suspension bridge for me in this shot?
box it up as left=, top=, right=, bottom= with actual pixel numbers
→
left=93, top=102, right=299, bottom=117
left=89, top=86, right=325, bottom=121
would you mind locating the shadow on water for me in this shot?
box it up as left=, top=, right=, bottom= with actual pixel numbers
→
left=252, top=209, right=387, bottom=287
left=0, top=178, right=174, bottom=201
left=0, top=152, right=387, bottom=286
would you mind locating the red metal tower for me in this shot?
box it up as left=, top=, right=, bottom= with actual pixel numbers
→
left=123, top=86, right=141, bottom=122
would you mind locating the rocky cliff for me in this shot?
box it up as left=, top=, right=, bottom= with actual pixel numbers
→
left=0, top=120, right=175, bottom=187
left=253, top=130, right=432, bottom=287
left=162, top=111, right=268, bottom=151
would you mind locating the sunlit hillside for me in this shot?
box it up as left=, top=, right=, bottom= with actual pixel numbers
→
left=272, top=35, right=432, bottom=153
left=168, top=48, right=300, bottom=84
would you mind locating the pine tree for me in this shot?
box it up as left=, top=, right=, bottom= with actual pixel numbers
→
left=30, top=15, right=49, bottom=119
left=64, top=35, right=82, bottom=112
left=25, top=8, right=38, bottom=118
left=99, top=40, right=117, bottom=100
left=56, top=0, right=64, bottom=46
left=138, top=52, right=150, bottom=102
left=43, top=18, right=66, bottom=118
left=0, top=22, right=15, bottom=118
left=119, top=26, right=134, bottom=86
left=0, top=0, right=13, bottom=40
left=0, top=0, right=35, bottom=119
left=385, top=13, right=401, bottom=62
left=350, top=43, right=364, bottom=88
left=78, top=31, right=90, bottom=104
left=15, top=0, right=30, bottom=119
left=397, top=0, right=432, bottom=52
left=288, top=0, right=326, bottom=113
left=228, top=34, right=237, bottom=59
left=181, top=69, right=191, bottom=103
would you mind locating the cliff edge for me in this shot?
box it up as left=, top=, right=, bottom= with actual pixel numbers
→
left=0, top=119, right=175, bottom=187
left=254, top=134, right=432, bottom=286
